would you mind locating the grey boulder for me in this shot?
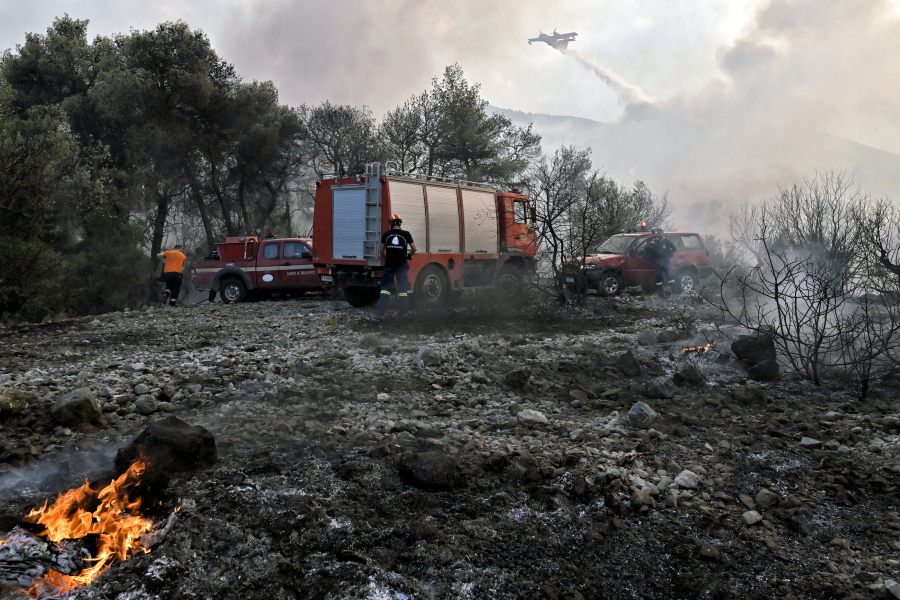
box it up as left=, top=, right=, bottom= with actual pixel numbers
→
left=646, top=378, right=678, bottom=400
left=627, top=401, right=658, bottom=429
left=617, top=351, right=641, bottom=377
left=51, top=388, right=100, bottom=426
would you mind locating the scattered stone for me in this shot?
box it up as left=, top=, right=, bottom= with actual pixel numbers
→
left=673, top=363, right=705, bottom=387
left=731, top=334, right=776, bottom=366
left=50, top=388, right=100, bottom=426
left=748, top=359, right=779, bottom=381
left=0, top=388, right=27, bottom=418
left=645, top=378, right=677, bottom=399
left=503, top=367, right=531, bottom=389
left=738, top=494, right=755, bottom=509
left=755, top=488, right=779, bottom=508
left=657, top=330, right=681, bottom=344
left=517, top=409, right=549, bottom=427
left=416, top=346, right=442, bottom=367
left=134, top=383, right=150, bottom=395
left=115, top=415, right=217, bottom=477
left=741, top=510, right=763, bottom=526
left=799, top=437, right=822, bottom=449
left=627, top=401, right=658, bottom=429
left=617, top=351, right=641, bottom=377
left=699, top=544, right=722, bottom=561
left=134, top=396, right=158, bottom=415
left=885, top=579, right=900, bottom=599
left=673, top=470, right=699, bottom=489
left=732, top=382, right=767, bottom=407
left=637, top=331, right=656, bottom=346
left=377, top=393, right=390, bottom=401
left=397, top=451, right=461, bottom=492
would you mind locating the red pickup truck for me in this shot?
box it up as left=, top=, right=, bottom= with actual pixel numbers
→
left=191, top=236, right=321, bottom=303
left=565, top=231, right=712, bottom=296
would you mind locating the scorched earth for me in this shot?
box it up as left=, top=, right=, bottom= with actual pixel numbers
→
left=1, top=293, right=899, bottom=599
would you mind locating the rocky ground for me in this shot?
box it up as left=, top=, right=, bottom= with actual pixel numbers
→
left=1, top=291, right=899, bottom=599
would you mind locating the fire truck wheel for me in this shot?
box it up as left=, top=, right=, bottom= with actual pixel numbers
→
left=676, top=269, right=698, bottom=293
left=346, top=286, right=379, bottom=307
left=415, top=266, right=449, bottom=305
left=497, top=265, right=524, bottom=297
left=597, top=271, right=623, bottom=297
left=220, top=279, right=247, bottom=304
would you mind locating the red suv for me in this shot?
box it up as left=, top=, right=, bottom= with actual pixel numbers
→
left=566, top=231, right=712, bottom=296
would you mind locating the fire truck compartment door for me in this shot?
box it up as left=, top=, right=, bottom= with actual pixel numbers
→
left=425, top=185, right=461, bottom=254
left=388, top=182, right=428, bottom=252
left=332, top=188, right=367, bottom=260
left=461, top=189, right=498, bottom=254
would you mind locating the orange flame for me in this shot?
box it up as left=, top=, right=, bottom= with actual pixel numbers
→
left=683, top=341, right=716, bottom=355
left=22, top=460, right=154, bottom=598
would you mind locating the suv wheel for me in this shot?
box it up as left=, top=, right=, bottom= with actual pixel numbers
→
left=597, top=271, right=623, bottom=297
left=677, top=270, right=698, bottom=293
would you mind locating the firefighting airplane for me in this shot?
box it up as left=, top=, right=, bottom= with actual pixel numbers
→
left=528, top=30, right=578, bottom=49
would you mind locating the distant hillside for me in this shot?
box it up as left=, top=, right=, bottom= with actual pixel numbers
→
left=490, top=105, right=900, bottom=234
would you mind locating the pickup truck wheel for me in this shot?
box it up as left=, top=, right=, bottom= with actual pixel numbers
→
left=677, top=270, right=698, bottom=293
left=220, top=279, right=247, bottom=304
left=415, top=265, right=449, bottom=306
left=346, top=286, right=378, bottom=307
left=597, top=271, right=623, bottom=297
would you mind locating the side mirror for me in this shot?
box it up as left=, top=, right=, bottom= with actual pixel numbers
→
left=302, top=251, right=312, bottom=259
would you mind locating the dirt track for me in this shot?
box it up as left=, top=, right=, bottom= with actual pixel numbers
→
left=1, top=293, right=899, bottom=599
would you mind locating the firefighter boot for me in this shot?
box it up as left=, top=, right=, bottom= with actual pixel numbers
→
left=656, top=282, right=666, bottom=297
left=377, top=290, right=391, bottom=314
left=398, top=292, right=408, bottom=317
left=669, top=280, right=679, bottom=295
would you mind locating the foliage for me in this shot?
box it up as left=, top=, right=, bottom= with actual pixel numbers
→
left=717, top=172, right=900, bottom=398
left=523, top=145, right=671, bottom=301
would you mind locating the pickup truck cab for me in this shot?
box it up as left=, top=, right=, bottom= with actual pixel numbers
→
left=566, top=231, right=712, bottom=296
left=191, top=236, right=321, bottom=303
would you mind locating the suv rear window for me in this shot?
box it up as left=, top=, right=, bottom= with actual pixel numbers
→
left=680, top=235, right=703, bottom=249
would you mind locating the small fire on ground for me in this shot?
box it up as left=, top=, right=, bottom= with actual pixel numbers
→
left=0, top=459, right=175, bottom=599
left=683, top=341, right=716, bottom=355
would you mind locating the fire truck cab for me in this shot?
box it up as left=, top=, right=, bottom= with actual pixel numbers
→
left=312, top=163, right=537, bottom=307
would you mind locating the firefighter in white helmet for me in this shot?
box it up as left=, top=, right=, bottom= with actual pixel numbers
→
left=378, top=214, right=417, bottom=315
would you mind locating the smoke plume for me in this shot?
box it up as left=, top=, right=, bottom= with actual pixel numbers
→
left=559, top=48, right=656, bottom=106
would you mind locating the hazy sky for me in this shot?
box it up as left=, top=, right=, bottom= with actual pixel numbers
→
left=1, top=0, right=758, bottom=122
left=4, top=0, right=900, bottom=229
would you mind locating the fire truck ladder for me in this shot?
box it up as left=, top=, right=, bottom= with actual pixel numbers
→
left=364, top=163, right=383, bottom=265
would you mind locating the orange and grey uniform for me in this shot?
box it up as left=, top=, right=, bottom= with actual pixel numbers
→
left=161, top=250, right=186, bottom=306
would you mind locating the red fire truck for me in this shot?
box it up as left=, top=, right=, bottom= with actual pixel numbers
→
left=190, top=236, right=321, bottom=303
left=312, top=164, right=537, bottom=307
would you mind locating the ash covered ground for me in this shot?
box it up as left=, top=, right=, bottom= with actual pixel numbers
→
left=1, top=292, right=900, bottom=599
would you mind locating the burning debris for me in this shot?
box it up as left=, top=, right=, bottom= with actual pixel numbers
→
left=0, top=458, right=178, bottom=599
left=682, top=340, right=716, bottom=355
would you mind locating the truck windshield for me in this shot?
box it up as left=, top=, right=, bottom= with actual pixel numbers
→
left=595, top=235, right=636, bottom=254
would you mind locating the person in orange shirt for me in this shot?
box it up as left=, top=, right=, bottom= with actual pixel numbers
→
left=155, top=245, right=186, bottom=306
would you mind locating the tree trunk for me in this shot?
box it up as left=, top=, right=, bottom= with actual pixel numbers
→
left=250, top=178, right=281, bottom=234
left=210, top=162, right=236, bottom=236
left=150, top=188, right=170, bottom=267
left=187, top=172, right=216, bottom=252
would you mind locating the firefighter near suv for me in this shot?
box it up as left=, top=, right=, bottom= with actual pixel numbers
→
left=564, top=227, right=712, bottom=296
left=312, top=163, right=538, bottom=307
